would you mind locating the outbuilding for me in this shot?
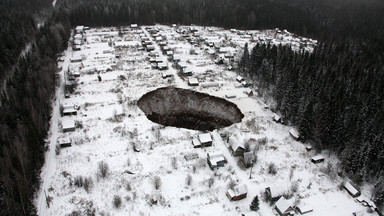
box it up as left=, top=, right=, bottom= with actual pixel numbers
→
left=289, top=128, right=300, bottom=140
left=226, top=185, right=248, bottom=201
left=62, top=119, right=75, bottom=132
left=311, top=155, right=325, bottom=164
left=57, top=137, right=72, bottom=148
left=188, top=78, right=199, bottom=86
left=343, top=181, right=361, bottom=198
left=62, top=103, right=77, bottom=116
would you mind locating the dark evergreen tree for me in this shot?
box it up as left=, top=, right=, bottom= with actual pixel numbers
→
left=250, top=195, right=260, bottom=211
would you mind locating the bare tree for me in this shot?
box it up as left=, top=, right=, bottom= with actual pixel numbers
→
left=98, top=161, right=109, bottom=178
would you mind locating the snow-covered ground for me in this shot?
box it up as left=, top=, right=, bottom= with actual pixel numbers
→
left=35, top=25, right=376, bottom=216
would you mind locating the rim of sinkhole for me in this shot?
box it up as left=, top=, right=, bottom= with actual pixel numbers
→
left=137, top=86, right=244, bottom=131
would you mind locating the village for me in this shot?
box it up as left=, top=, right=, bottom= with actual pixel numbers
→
left=36, top=24, right=379, bottom=216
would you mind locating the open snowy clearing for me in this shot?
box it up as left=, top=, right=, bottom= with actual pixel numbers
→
left=35, top=25, right=376, bottom=216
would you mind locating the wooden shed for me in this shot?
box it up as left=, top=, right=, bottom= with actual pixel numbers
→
left=226, top=185, right=247, bottom=201
left=57, top=137, right=71, bottom=148
left=311, top=155, right=325, bottom=164
left=62, top=119, right=75, bottom=132
left=343, top=181, right=361, bottom=198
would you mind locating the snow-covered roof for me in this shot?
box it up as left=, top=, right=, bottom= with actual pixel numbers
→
left=229, top=137, right=245, bottom=151
left=192, top=138, right=201, bottom=147
left=62, top=120, right=75, bottom=129
left=207, top=151, right=225, bottom=166
left=289, top=128, right=300, bottom=139
left=188, top=78, right=199, bottom=85
left=296, top=204, right=313, bottom=214
left=162, top=71, right=172, bottom=78
left=268, top=185, right=287, bottom=198
left=166, top=51, right=174, bottom=56
left=344, top=181, right=359, bottom=196
left=63, top=106, right=76, bottom=114
left=57, top=137, right=71, bottom=144
left=234, top=185, right=247, bottom=195
left=158, top=62, right=168, bottom=68
left=199, top=133, right=212, bottom=143
left=275, top=197, right=292, bottom=214
left=312, top=155, right=324, bottom=161
left=273, top=113, right=281, bottom=122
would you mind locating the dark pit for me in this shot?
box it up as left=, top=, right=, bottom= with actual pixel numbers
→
left=137, top=87, right=244, bottom=131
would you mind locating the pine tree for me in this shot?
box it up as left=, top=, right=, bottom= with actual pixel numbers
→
left=239, top=43, right=250, bottom=75
left=250, top=195, right=260, bottom=211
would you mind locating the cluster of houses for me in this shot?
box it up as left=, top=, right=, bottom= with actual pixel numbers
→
left=72, top=25, right=89, bottom=51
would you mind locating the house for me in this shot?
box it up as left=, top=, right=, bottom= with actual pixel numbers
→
left=62, top=103, right=77, bottom=116
left=311, top=155, right=325, bottom=164
left=75, top=26, right=84, bottom=34
left=146, top=45, right=155, bottom=51
left=62, top=119, right=75, bottom=132
left=226, top=185, right=248, bottom=201
left=70, top=57, right=82, bottom=63
left=158, top=62, right=168, bottom=70
left=177, top=61, right=187, bottom=70
left=182, top=67, right=193, bottom=76
left=57, top=137, right=71, bottom=148
left=188, top=78, right=199, bottom=86
left=289, top=128, right=300, bottom=140
left=273, top=113, right=282, bottom=123
left=275, top=197, right=294, bottom=216
left=236, top=76, right=244, bottom=82
left=162, top=71, right=172, bottom=79
left=166, top=50, right=174, bottom=56
left=207, top=151, right=226, bottom=170
left=198, top=133, right=212, bottom=147
left=192, top=138, right=201, bottom=148
left=295, top=204, right=313, bottom=215
left=229, top=137, right=245, bottom=157
left=343, top=181, right=361, bottom=198
left=245, top=88, right=253, bottom=96
left=172, top=55, right=182, bottom=62
left=265, top=185, right=287, bottom=202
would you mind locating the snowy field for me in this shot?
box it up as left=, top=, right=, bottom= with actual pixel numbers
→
left=35, top=25, right=376, bottom=216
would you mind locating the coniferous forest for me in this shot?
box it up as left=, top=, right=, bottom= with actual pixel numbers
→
left=0, top=0, right=383, bottom=215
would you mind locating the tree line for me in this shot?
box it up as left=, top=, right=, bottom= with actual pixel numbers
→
left=239, top=39, right=384, bottom=205
left=0, top=3, right=71, bottom=214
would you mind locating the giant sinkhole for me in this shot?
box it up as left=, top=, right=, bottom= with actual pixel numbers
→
left=137, top=87, right=244, bottom=131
